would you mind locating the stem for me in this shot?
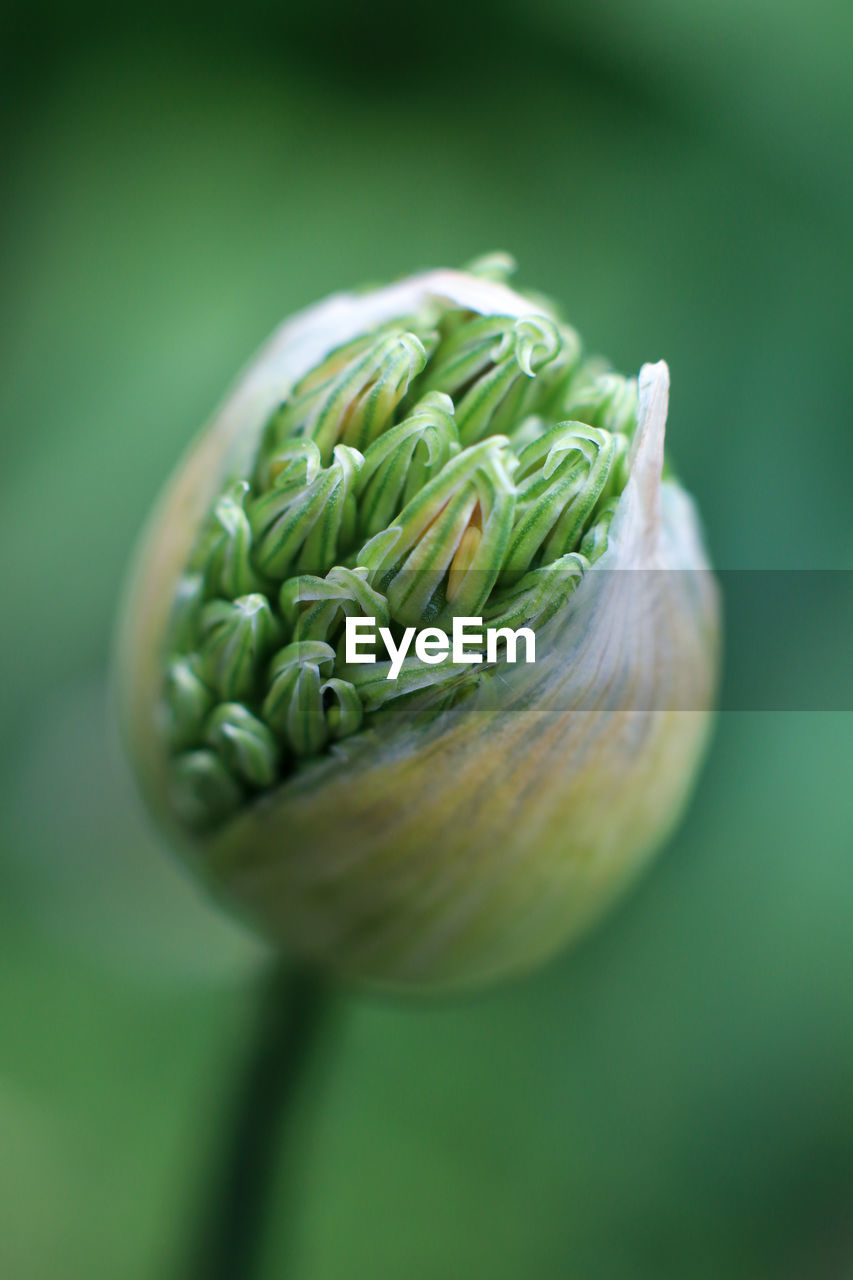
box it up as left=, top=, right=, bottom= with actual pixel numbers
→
left=189, top=961, right=329, bottom=1280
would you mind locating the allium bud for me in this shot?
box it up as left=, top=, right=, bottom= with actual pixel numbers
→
left=117, top=258, right=719, bottom=992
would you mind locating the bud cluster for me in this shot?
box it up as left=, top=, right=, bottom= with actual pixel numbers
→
left=160, top=285, right=639, bottom=828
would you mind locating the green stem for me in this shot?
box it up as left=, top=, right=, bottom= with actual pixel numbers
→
left=189, top=962, right=329, bottom=1280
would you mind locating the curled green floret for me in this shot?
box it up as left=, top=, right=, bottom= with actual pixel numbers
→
left=160, top=273, right=643, bottom=828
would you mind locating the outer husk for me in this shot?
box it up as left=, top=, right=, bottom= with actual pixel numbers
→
left=117, top=271, right=719, bottom=992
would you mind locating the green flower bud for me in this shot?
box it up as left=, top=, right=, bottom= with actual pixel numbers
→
left=279, top=565, right=389, bottom=643
left=247, top=442, right=361, bottom=578
left=356, top=391, right=459, bottom=539
left=203, top=480, right=265, bottom=597
left=198, top=592, right=281, bottom=702
left=356, top=435, right=518, bottom=626
left=271, top=328, right=429, bottom=462
left=116, top=262, right=719, bottom=992
left=501, top=423, right=623, bottom=584
left=205, top=702, right=280, bottom=789
left=162, top=656, right=214, bottom=750
left=262, top=641, right=336, bottom=755
left=169, top=750, right=243, bottom=830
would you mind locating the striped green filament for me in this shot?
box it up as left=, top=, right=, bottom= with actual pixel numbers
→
left=164, top=286, right=642, bottom=828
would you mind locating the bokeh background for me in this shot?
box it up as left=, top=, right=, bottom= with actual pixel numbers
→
left=2, top=3, right=853, bottom=1276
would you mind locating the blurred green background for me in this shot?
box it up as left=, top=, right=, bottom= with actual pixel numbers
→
left=2, top=3, right=852, bottom=1276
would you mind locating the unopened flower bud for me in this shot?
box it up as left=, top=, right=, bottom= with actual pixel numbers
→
left=117, top=261, right=719, bottom=991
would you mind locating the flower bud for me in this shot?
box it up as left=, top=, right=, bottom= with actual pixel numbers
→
left=262, top=641, right=336, bottom=756
left=116, top=262, right=719, bottom=992
left=197, top=593, right=280, bottom=703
